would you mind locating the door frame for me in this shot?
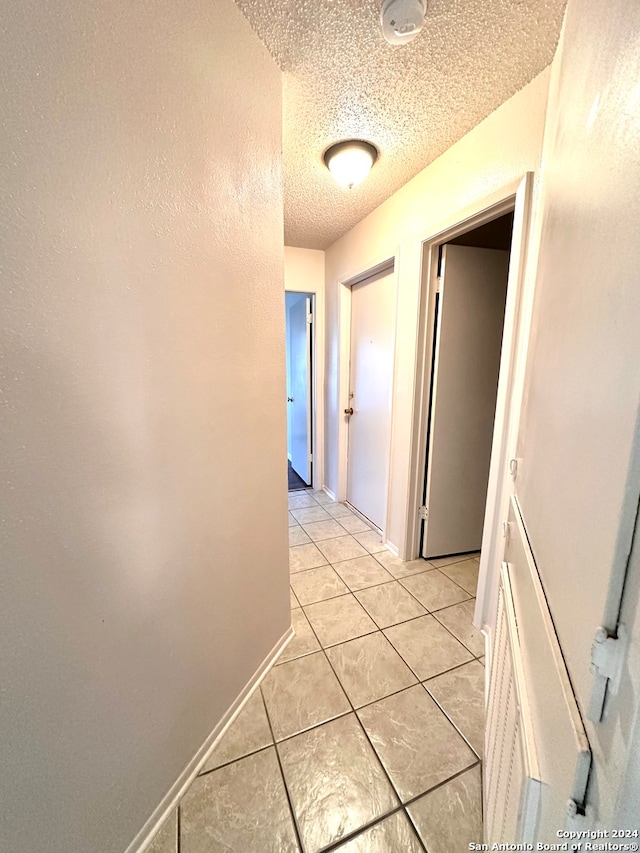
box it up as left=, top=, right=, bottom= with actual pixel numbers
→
left=285, top=289, right=319, bottom=489
left=336, top=255, right=398, bottom=538
left=405, top=173, right=536, bottom=639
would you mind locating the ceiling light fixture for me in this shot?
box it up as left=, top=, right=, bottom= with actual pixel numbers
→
left=323, top=140, right=379, bottom=189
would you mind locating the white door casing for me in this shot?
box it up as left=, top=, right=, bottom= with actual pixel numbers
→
left=289, top=295, right=312, bottom=484
left=346, top=268, right=395, bottom=529
left=422, top=245, right=510, bottom=558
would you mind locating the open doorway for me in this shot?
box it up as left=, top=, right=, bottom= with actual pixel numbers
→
left=285, top=291, right=314, bottom=490
left=419, top=211, right=515, bottom=559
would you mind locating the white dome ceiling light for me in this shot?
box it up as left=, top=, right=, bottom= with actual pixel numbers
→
left=323, top=140, right=379, bottom=189
left=380, top=0, right=427, bottom=46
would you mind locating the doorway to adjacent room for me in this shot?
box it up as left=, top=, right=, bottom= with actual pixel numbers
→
left=285, top=291, right=314, bottom=490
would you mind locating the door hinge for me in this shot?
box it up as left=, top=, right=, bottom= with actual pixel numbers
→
left=418, top=505, right=428, bottom=520
left=309, top=452, right=313, bottom=462
left=565, top=799, right=593, bottom=833
left=436, top=276, right=442, bottom=294
left=588, top=624, right=627, bottom=722
left=306, top=312, right=313, bottom=324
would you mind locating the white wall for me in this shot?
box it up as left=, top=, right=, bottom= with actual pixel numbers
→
left=324, top=69, right=550, bottom=553
left=0, top=0, right=287, bottom=851
left=512, top=0, right=640, bottom=826
left=285, top=247, right=326, bottom=489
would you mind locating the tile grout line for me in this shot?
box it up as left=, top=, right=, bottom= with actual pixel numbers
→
left=258, top=685, right=307, bottom=853
left=316, top=644, right=410, bottom=844
left=291, top=592, right=482, bottom=694
left=316, top=803, right=415, bottom=853
left=281, top=577, right=409, bottom=840
left=285, top=499, right=484, bottom=846
left=291, top=564, right=482, bottom=688
left=270, top=646, right=481, bottom=746
left=197, top=743, right=273, bottom=777
left=424, top=682, right=483, bottom=762
left=309, top=585, right=480, bottom=802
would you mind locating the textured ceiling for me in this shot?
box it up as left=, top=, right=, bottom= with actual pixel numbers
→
left=235, top=0, right=566, bottom=249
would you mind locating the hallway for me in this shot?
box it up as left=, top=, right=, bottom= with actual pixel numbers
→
left=149, top=490, right=485, bottom=853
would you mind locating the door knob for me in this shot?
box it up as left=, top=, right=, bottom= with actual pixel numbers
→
left=344, top=407, right=354, bottom=415
left=287, top=397, right=293, bottom=402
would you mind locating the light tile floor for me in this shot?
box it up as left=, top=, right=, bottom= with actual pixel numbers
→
left=148, top=490, right=485, bottom=853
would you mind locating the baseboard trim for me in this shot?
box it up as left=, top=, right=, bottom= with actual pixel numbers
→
left=128, top=625, right=294, bottom=853
left=322, top=485, right=336, bottom=501
left=384, top=541, right=399, bottom=557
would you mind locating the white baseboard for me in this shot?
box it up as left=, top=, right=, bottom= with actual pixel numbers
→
left=128, top=626, right=294, bottom=853
left=322, top=486, right=336, bottom=501
left=384, top=541, right=399, bottom=557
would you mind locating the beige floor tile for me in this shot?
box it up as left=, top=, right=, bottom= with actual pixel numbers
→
left=261, top=652, right=350, bottom=740
left=289, top=526, right=311, bottom=546
left=353, top=529, right=387, bottom=553
left=384, top=615, right=473, bottom=680
left=288, top=492, right=319, bottom=510
left=290, top=565, right=349, bottom=605
left=310, top=490, right=334, bottom=505
left=290, top=588, right=300, bottom=610
left=278, top=608, right=321, bottom=664
left=440, top=558, right=480, bottom=595
left=400, top=569, right=471, bottom=611
left=302, top=518, right=350, bottom=542
left=355, top=581, right=427, bottom=628
left=425, top=660, right=485, bottom=757
left=333, top=810, right=423, bottom=852
left=407, top=765, right=482, bottom=853
left=335, top=514, right=372, bottom=534
left=181, top=747, right=298, bottom=853
left=326, top=632, right=417, bottom=708
left=357, top=685, right=476, bottom=802
left=278, top=714, right=398, bottom=853
left=316, top=535, right=369, bottom=563
left=290, top=505, right=332, bottom=524
left=288, top=512, right=298, bottom=527
left=324, top=502, right=357, bottom=519
left=147, top=809, right=177, bottom=853
left=289, top=543, right=328, bottom=573
left=202, top=689, right=273, bottom=772
left=304, top=594, right=377, bottom=647
left=333, top=555, right=395, bottom=591
left=434, top=600, right=485, bottom=656
left=373, top=551, right=433, bottom=578
left=478, top=656, right=485, bottom=666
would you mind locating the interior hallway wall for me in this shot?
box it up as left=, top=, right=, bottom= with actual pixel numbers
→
left=0, top=0, right=287, bottom=850
left=324, top=68, right=551, bottom=554
left=513, top=0, right=640, bottom=825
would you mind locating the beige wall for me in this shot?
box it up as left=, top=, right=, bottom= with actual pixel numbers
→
left=285, top=246, right=325, bottom=294
left=0, top=0, right=287, bottom=851
left=324, top=68, right=550, bottom=553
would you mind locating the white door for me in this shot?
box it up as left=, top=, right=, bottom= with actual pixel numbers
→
left=346, top=268, right=395, bottom=529
left=423, top=245, right=510, bottom=558
left=289, top=295, right=312, bottom=484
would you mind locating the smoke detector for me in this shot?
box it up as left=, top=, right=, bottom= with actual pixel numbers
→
left=380, top=0, right=427, bottom=45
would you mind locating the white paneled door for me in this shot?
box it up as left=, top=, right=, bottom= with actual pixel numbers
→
left=422, top=245, right=509, bottom=558
left=289, top=295, right=312, bottom=484
left=346, top=267, right=395, bottom=529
